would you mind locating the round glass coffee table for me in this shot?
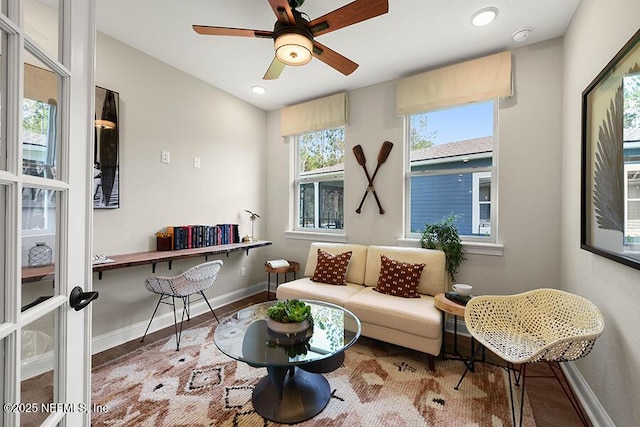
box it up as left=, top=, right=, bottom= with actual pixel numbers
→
left=214, top=300, right=361, bottom=424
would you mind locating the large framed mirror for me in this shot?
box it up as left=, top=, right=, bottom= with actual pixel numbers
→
left=94, top=86, right=120, bottom=209
left=582, top=28, right=640, bottom=269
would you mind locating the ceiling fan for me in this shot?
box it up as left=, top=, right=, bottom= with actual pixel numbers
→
left=192, top=0, right=389, bottom=80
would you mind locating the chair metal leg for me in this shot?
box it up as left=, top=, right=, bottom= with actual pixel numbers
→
left=199, top=290, right=219, bottom=323
left=141, top=294, right=166, bottom=343
left=545, top=362, right=590, bottom=426
left=505, top=362, right=527, bottom=427
left=184, top=295, right=191, bottom=321
left=454, top=342, right=484, bottom=390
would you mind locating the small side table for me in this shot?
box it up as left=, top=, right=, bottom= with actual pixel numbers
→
left=264, top=261, right=300, bottom=300
left=434, top=292, right=485, bottom=389
left=434, top=292, right=466, bottom=359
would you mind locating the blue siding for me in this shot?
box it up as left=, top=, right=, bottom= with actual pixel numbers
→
left=411, top=174, right=473, bottom=234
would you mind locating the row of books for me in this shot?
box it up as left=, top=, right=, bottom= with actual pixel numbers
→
left=166, top=224, right=240, bottom=250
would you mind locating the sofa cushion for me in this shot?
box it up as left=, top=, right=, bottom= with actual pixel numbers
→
left=304, top=243, right=368, bottom=285
left=276, top=277, right=364, bottom=307
left=345, top=287, right=442, bottom=339
left=311, top=249, right=352, bottom=285
left=364, top=246, right=447, bottom=296
left=374, top=255, right=424, bottom=298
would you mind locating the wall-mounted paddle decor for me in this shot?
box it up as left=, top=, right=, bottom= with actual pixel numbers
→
left=353, top=141, right=393, bottom=214
left=581, top=27, right=640, bottom=269
left=94, top=86, right=120, bottom=209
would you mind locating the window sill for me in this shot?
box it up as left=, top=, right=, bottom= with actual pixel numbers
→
left=396, top=238, right=504, bottom=256
left=285, top=230, right=347, bottom=243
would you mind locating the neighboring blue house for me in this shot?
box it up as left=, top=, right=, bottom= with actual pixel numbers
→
left=624, top=128, right=640, bottom=241
left=410, top=136, right=493, bottom=236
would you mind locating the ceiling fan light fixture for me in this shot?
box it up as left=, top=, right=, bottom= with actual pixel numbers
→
left=275, top=33, right=313, bottom=66
left=95, top=119, right=116, bottom=130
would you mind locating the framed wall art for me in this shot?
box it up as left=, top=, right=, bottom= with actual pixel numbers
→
left=94, top=86, right=120, bottom=209
left=582, top=28, right=640, bottom=269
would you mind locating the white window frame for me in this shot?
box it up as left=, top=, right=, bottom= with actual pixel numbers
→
left=288, top=128, right=346, bottom=241
left=472, top=171, right=491, bottom=236
left=624, top=162, right=640, bottom=248
left=403, top=100, right=500, bottom=250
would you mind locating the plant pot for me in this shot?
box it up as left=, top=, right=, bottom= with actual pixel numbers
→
left=267, top=318, right=309, bottom=335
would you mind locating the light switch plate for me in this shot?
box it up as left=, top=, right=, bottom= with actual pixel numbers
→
left=161, top=150, right=170, bottom=164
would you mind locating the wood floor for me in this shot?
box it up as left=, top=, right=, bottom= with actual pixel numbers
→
left=92, top=292, right=591, bottom=427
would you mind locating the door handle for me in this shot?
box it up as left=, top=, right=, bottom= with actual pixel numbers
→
left=69, top=286, right=99, bottom=311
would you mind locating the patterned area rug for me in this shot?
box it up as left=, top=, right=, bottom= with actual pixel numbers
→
left=91, top=321, right=536, bottom=426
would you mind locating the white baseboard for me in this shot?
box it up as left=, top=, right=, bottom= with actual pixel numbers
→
left=562, top=362, right=616, bottom=427
left=444, top=316, right=614, bottom=426
left=92, top=282, right=267, bottom=354
left=21, top=283, right=268, bottom=380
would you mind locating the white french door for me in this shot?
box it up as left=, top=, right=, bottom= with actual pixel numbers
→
left=1, top=1, right=95, bottom=426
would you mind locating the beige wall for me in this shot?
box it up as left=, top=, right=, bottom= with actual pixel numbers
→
left=562, top=0, right=640, bottom=426
left=264, top=38, right=564, bottom=298
left=91, top=33, right=268, bottom=337
left=88, top=4, right=640, bottom=422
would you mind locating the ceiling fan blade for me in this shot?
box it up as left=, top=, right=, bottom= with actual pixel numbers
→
left=192, top=25, right=273, bottom=39
left=308, top=0, right=389, bottom=37
left=312, top=41, right=358, bottom=76
left=263, top=57, right=286, bottom=80
left=268, top=0, right=296, bottom=25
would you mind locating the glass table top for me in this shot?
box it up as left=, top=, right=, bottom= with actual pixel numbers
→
left=214, top=300, right=361, bottom=368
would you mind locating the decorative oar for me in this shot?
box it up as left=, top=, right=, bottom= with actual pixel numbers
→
left=353, top=141, right=393, bottom=214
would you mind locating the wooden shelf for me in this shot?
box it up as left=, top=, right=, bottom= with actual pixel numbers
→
left=22, top=240, right=272, bottom=283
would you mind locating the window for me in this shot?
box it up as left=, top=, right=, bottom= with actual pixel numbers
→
left=624, top=73, right=640, bottom=248
left=407, top=100, right=496, bottom=240
left=295, top=127, right=345, bottom=231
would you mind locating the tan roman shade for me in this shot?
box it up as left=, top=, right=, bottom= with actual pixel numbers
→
left=24, top=63, right=57, bottom=104
left=281, top=92, right=347, bottom=136
left=396, top=51, right=512, bottom=115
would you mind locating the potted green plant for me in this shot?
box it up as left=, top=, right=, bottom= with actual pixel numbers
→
left=243, top=210, right=260, bottom=242
left=266, top=299, right=313, bottom=334
left=420, top=214, right=466, bottom=284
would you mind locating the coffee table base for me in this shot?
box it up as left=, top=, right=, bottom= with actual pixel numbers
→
left=252, top=367, right=331, bottom=424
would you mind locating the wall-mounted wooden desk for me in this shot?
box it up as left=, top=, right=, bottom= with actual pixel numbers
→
left=22, top=240, right=272, bottom=283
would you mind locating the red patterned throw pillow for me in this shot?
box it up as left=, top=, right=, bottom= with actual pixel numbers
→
left=311, top=249, right=353, bottom=286
left=375, top=255, right=425, bottom=298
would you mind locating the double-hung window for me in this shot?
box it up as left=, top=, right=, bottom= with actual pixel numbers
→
left=294, top=127, right=345, bottom=230
left=406, top=100, right=497, bottom=240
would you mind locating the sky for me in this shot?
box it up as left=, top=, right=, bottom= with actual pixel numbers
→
left=412, top=101, right=494, bottom=145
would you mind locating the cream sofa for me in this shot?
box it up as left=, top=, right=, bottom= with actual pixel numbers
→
left=276, top=242, right=448, bottom=370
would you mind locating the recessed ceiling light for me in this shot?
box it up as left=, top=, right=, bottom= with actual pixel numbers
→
left=251, top=85, right=266, bottom=94
left=471, top=7, right=498, bottom=27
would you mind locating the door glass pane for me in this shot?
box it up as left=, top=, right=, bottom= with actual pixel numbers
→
left=23, top=52, right=60, bottom=183
left=21, top=310, right=56, bottom=426
left=0, top=185, right=5, bottom=323
left=0, top=338, right=4, bottom=416
left=0, top=28, right=5, bottom=171
left=24, top=0, right=60, bottom=60
left=22, top=188, right=57, bottom=309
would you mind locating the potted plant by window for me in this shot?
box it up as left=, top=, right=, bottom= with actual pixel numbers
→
left=266, top=299, right=312, bottom=335
left=243, top=210, right=260, bottom=242
left=420, top=214, right=466, bottom=284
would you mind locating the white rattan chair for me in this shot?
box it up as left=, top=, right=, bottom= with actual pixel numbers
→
left=141, top=260, right=223, bottom=350
left=461, top=288, right=604, bottom=427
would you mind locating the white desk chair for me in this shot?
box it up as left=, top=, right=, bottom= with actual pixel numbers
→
left=141, top=260, right=223, bottom=350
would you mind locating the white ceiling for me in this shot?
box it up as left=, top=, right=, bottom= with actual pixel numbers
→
left=95, top=0, right=581, bottom=111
